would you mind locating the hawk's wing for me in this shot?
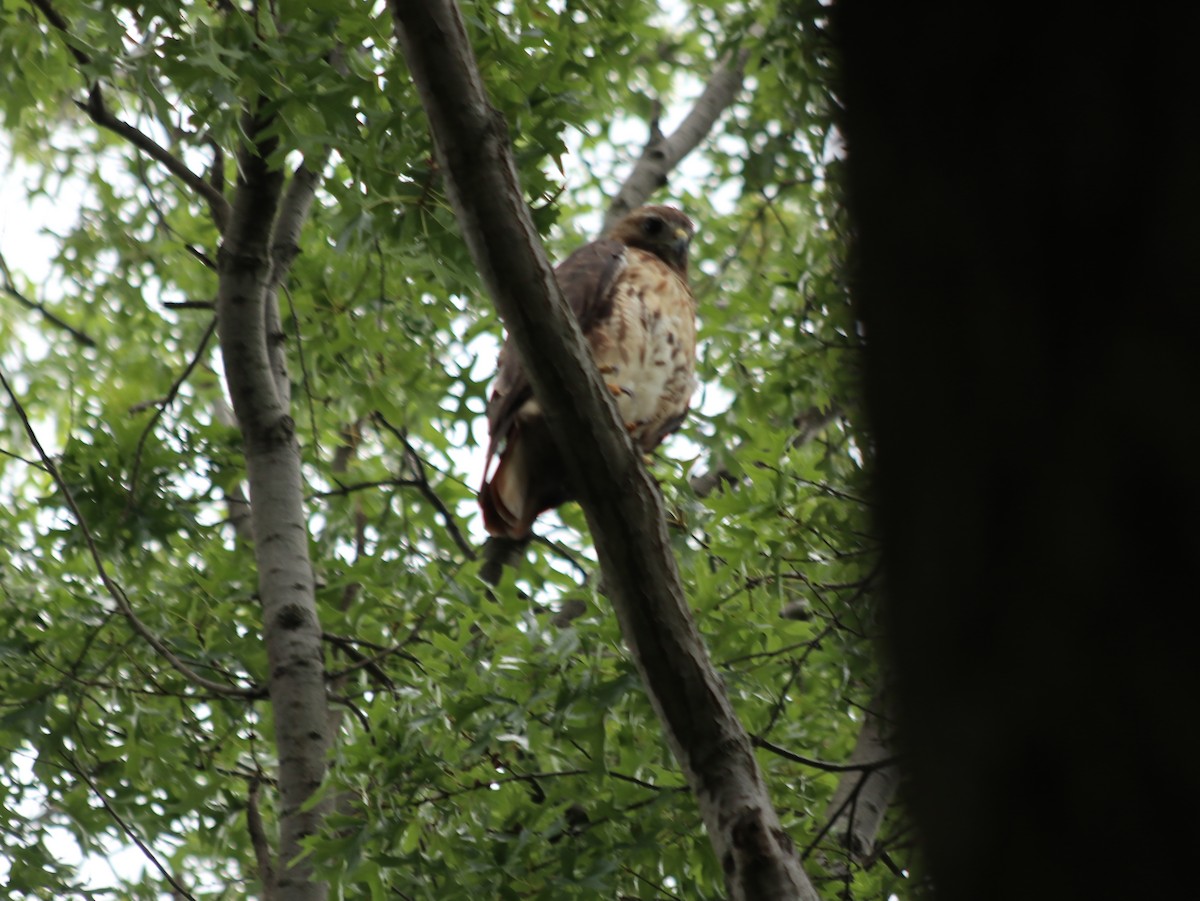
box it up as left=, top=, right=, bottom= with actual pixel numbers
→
left=483, top=238, right=628, bottom=467
left=478, top=208, right=696, bottom=539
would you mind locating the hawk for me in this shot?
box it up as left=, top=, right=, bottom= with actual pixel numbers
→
left=478, top=205, right=698, bottom=539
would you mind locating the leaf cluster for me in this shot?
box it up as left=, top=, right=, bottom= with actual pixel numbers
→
left=0, top=1, right=919, bottom=898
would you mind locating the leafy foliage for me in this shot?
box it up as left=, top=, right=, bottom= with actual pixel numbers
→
left=0, top=1, right=914, bottom=898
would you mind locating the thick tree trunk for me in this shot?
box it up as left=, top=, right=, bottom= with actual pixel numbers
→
left=388, top=3, right=816, bottom=899
left=836, top=3, right=1200, bottom=898
left=216, top=113, right=330, bottom=901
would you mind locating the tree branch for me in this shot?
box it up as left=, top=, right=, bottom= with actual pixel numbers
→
left=247, top=778, right=279, bottom=901
left=80, top=87, right=232, bottom=232
left=373, top=413, right=477, bottom=561
left=213, top=395, right=255, bottom=543
left=26, top=0, right=86, bottom=66
left=753, top=735, right=898, bottom=775
left=0, top=249, right=96, bottom=347
left=62, top=752, right=198, bottom=901
left=603, top=30, right=759, bottom=233
left=125, top=317, right=218, bottom=512
left=132, top=158, right=219, bottom=269
left=814, top=697, right=901, bottom=869
left=28, top=0, right=232, bottom=231
left=388, top=3, right=815, bottom=899
left=0, top=368, right=260, bottom=701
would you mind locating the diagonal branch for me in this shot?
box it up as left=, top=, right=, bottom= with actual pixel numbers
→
left=753, top=735, right=898, bottom=775
left=61, top=752, right=198, bottom=900
left=25, top=0, right=86, bottom=66
left=603, top=29, right=759, bottom=233
left=125, top=316, right=218, bottom=511
left=388, top=3, right=816, bottom=899
left=0, top=249, right=96, bottom=347
left=77, top=87, right=232, bottom=232
left=0, top=368, right=261, bottom=699
left=28, top=0, right=232, bottom=231
left=247, top=778, right=279, bottom=901
left=132, top=158, right=219, bottom=269
left=373, top=413, right=477, bottom=561
left=813, top=695, right=900, bottom=870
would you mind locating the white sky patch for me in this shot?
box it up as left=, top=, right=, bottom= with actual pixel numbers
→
left=1, top=142, right=87, bottom=297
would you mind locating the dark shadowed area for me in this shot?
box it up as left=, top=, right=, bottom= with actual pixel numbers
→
left=836, top=4, right=1200, bottom=898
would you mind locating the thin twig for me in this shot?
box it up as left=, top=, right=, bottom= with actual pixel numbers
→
left=323, top=632, right=419, bottom=686
left=760, top=628, right=835, bottom=737
left=0, top=445, right=46, bottom=468
left=0, top=366, right=261, bottom=699
left=374, top=413, right=478, bottom=560
left=247, top=778, right=278, bottom=899
left=132, top=158, right=218, bottom=270
left=125, top=317, right=218, bottom=512
left=531, top=534, right=592, bottom=584
left=313, top=476, right=421, bottom=498
left=61, top=752, right=199, bottom=900
left=751, top=735, right=899, bottom=774
left=415, top=769, right=589, bottom=806
left=621, top=865, right=686, bottom=901
left=28, top=0, right=231, bottom=230
left=0, top=249, right=96, bottom=347
left=802, top=768, right=868, bottom=863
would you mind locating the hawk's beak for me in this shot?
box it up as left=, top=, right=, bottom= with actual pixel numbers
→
left=672, top=227, right=691, bottom=256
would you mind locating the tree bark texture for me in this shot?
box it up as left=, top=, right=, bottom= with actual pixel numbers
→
left=836, top=3, right=1200, bottom=898
left=216, top=113, right=330, bottom=901
left=388, top=3, right=816, bottom=899
left=820, top=697, right=898, bottom=869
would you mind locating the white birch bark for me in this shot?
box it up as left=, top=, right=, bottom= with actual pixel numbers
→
left=215, top=113, right=330, bottom=901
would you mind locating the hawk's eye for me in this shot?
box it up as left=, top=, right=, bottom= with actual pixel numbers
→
left=641, top=216, right=664, bottom=236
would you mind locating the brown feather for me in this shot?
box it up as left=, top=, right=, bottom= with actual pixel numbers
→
left=479, top=205, right=696, bottom=539
left=479, top=412, right=571, bottom=538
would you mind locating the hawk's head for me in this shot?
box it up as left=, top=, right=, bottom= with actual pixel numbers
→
left=607, top=205, right=695, bottom=277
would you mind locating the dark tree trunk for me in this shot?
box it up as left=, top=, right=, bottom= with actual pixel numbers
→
left=835, top=4, right=1200, bottom=898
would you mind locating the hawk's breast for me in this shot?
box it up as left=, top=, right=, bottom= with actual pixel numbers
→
left=589, top=248, right=697, bottom=451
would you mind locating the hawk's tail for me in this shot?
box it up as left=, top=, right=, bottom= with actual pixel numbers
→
left=478, top=418, right=569, bottom=539
left=479, top=451, right=525, bottom=539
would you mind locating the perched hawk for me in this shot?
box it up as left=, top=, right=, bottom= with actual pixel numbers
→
left=478, top=205, right=698, bottom=539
